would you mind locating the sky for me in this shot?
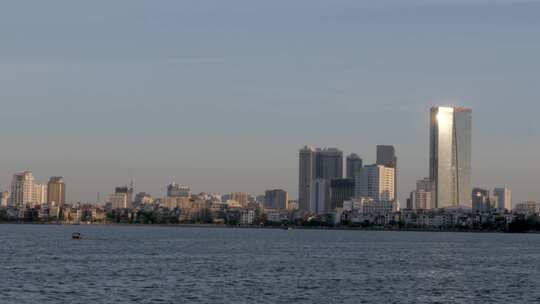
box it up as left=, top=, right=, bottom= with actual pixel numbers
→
left=1, top=0, right=539, bottom=205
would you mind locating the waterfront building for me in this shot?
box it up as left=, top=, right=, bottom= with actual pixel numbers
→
left=264, top=189, right=288, bottom=210
left=329, top=178, right=355, bottom=210
left=514, top=201, right=539, bottom=216
left=10, top=171, right=39, bottom=207
left=430, top=106, right=472, bottom=208
left=0, top=191, right=9, bottom=207
left=47, top=176, right=66, bottom=205
left=493, top=187, right=511, bottom=211
left=33, top=184, right=47, bottom=205
left=346, top=153, right=363, bottom=180
left=355, top=164, right=395, bottom=202
left=167, top=182, right=191, bottom=198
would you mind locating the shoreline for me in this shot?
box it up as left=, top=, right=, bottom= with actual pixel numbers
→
left=2, top=222, right=539, bottom=234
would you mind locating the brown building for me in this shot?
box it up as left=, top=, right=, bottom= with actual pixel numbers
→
left=47, top=176, right=66, bottom=205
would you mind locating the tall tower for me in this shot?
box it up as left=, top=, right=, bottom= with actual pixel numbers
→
left=314, top=148, right=343, bottom=180
left=355, top=164, right=395, bottom=202
left=430, top=106, right=472, bottom=208
left=376, top=145, right=397, bottom=200
left=47, top=176, right=66, bottom=205
left=493, top=187, right=511, bottom=211
left=298, top=146, right=315, bottom=211
left=346, top=153, right=363, bottom=179
left=9, top=171, right=35, bottom=207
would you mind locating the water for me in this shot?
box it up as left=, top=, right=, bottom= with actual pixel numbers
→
left=0, top=225, right=539, bottom=304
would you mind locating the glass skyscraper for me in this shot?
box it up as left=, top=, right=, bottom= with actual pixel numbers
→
left=429, top=106, right=472, bottom=208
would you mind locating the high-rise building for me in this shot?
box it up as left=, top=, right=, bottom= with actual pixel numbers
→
left=264, top=189, right=288, bottom=210
left=33, top=183, right=47, bottom=205
left=0, top=191, right=10, bottom=207
left=355, top=164, right=395, bottom=202
left=167, top=182, right=191, bottom=198
left=472, top=188, right=495, bottom=213
left=430, top=106, right=472, bottom=208
left=377, top=145, right=397, bottom=200
left=329, top=178, right=355, bottom=210
left=134, top=192, right=153, bottom=206
left=109, top=193, right=128, bottom=209
left=230, top=192, right=249, bottom=207
left=115, top=186, right=133, bottom=209
left=298, top=146, right=315, bottom=211
left=315, top=148, right=343, bottom=179
left=9, top=171, right=35, bottom=207
left=47, top=176, right=66, bottom=205
left=310, top=179, right=330, bottom=215
left=410, top=178, right=433, bottom=210
left=346, top=154, right=363, bottom=180
left=299, top=146, right=344, bottom=212
left=493, top=187, right=511, bottom=211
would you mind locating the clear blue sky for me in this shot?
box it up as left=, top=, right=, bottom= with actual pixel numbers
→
left=1, top=0, right=539, bottom=204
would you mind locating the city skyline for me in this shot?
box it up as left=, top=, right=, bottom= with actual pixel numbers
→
left=1, top=1, right=539, bottom=204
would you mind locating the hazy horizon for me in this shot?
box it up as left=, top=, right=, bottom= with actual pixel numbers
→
left=1, top=0, right=539, bottom=204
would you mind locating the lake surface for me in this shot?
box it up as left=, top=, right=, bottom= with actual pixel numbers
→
left=0, top=225, right=539, bottom=303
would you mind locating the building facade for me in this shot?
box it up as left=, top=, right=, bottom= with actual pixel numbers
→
left=493, top=187, right=511, bottom=211
left=329, top=178, right=355, bottom=211
left=264, top=189, right=288, bottom=210
left=430, top=106, right=472, bottom=208
left=346, top=153, right=363, bottom=180
left=355, top=164, right=395, bottom=202
left=47, top=176, right=66, bottom=205
left=167, top=182, right=191, bottom=198
left=376, top=145, right=397, bottom=197
left=10, top=171, right=36, bottom=206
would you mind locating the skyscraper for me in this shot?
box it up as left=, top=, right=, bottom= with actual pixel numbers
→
left=376, top=145, right=397, bottom=201
left=329, top=178, right=355, bottom=210
left=315, top=148, right=343, bottom=179
left=47, top=176, right=66, bottom=205
left=346, top=153, right=363, bottom=179
left=310, top=179, right=330, bottom=215
left=10, top=171, right=35, bottom=207
left=264, top=189, right=288, bottom=210
left=493, top=187, right=511, bottom=211
left=355, top=164, right=395, bottom=202
left=430, top=106, right=472, bottom=208
left=298, top=146, right=315, bottom=211
left=409, top=177, right=433, bottom=210
left=298, top=146, right=343, bottom=212
left=472, top=188, right=495, bottom=213
left=115, top=186, right=133, bottom=209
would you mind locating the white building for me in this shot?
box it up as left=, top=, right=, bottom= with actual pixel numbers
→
left=240, top=209, right=255, bottom=225
left=493, top=187, right=511, bottom=211
left=10, top=171, right=34, bottom=206
left=109, top=193, right=128, bottom=209
left=355, top=164, right=395, bottom=202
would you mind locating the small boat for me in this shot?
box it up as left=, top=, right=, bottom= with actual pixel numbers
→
left=72, top=232, right=81, bottom=240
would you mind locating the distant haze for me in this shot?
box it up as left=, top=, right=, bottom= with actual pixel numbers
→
left=1, top=0, right=539, bottom=204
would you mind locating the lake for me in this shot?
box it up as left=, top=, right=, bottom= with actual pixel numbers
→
left=0, top=224, right=539, bottom=303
